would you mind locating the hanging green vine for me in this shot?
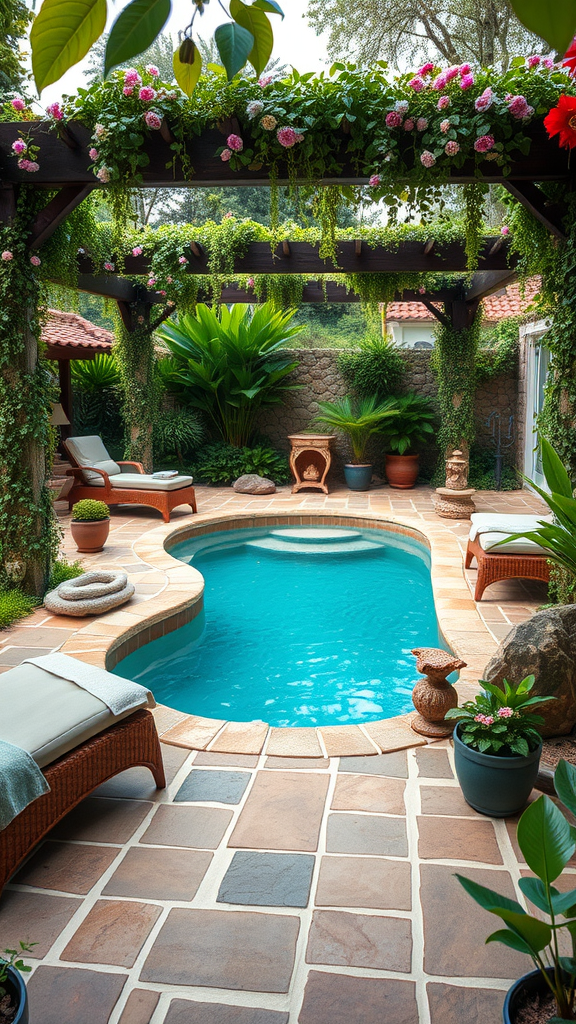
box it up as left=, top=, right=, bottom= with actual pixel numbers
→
left=430, top=315, right=481, bottom=471
left=464, top=183, right=489, bottom=271
left=113, top=307, right=160, bottom=472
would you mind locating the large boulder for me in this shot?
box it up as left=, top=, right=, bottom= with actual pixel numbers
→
left=483, top=604, right=576, bottom=737
left=233, top=474, right=276, bottom=494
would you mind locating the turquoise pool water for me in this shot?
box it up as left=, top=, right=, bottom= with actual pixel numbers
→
left=115, top=526, right=443, bottom=727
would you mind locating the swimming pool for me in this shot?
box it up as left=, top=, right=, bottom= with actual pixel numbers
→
left=115, top=525, right=443, bottom=727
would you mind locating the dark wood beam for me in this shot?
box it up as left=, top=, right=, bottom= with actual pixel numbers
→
left=76, top=274, right=151, bottom=303
left=502, top=181, right=567, bottom=239
left=445, top=297, right=481, bottom=330
left=0, top=183, right=16, bottom=225
left=420, top=298, right=450, bottom=328
left=464, top=269, right=518, bottom=303
left=29, top=184, right=94, bottom=249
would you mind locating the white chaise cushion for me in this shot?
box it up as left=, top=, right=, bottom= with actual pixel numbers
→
left=477, top=532, right=550, bottom=555
left=0, top=663, right=148, bottom=768
left=90, top=472, right=193, bottom=491
left=469, top=512, right=552, bottom=556
left=67, top=435, right=122, bottom=484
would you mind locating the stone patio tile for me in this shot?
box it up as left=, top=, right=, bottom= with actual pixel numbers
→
left=103, top=847, right=213, bottom=901
left=427, top=982, right=505, bottom=1024
left=331, top=774, right=405, bottom=814
left=217, top=851, right=315, bottom=907
left=298, top=971, right=418, bottom=1024
left=174, top=769, right=251, bottom=805
left=14, top=841, right=120, bottom=894
left=265, top=757, right=329, bottom=770
left=420, top=785, right=480, bottom=817
left=0, top=645, right=52, bottom=665
left=4, top=626, right=77, bottom=647
left=151, top=704, right=188, bottom=736
left=306, top=907, right=412, bottom=972
left=140, top=805, right=233, bottom=849
left=161, top=715, right=226, bottom=750
left=194, top=751, right=259, bottom=768
left=363, top=717, right=426, bottom=753
left=26, top=966, right=127, bottom=1024
left=338, top=751, right=408, bottom=778
left=61, top=899, right=161, bottom=967
left=164, top=1002, right=289, bottom=1024
left=326, top=813, right=408, bottom=856
left=118, top=989, right=160, bottom=1024
left=265, top=728, right=324, bottom=757
left=209, top=721, right=270, bottom=755
left=315, top=855, right=411, bottom=910
left=51, top=797, right=153, bottom=843
left=415, top=747, right=454, bottom=778
left=140, top=908, right=300, bottom=992
left=421, top=863, right=531, bottom=977
left=95, top=744, right=189, bottom=799
left=229, top=772, right=329, bottom=852
left=418, top=816, right=502, bottom=863
left=0, top=890, right=82, bottom=955
left=318, top=726, right=377, bottom=757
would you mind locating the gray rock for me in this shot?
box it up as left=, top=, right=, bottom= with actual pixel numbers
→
left=483, top=604, right=576, bottom=736
left=233, top=474, right=276, bottom=494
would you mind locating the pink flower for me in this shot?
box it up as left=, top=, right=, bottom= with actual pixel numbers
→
left=132, top=246, right=143, bottom=256
left=138, top=86, right=156, bottom=102
left=137, top=315, right=145, bottom=324
left=445, top=140, right=460, bottom=155
left=258, top=75, right=273, bottom=87
left=18, top=159, right=38, bottom=172
left=158, top=289, right=166, bottom=296
left=144, top=110, right=162, bottom=130
left=432, top=74, right=448, bottom=91
left=395, top=100, right=409, bottom=114
left=123, top=86, right=134, bottom=97
left=385, top=110, right=403, bottom=128
left=166, top=276, right=173, bottom=283
left=11, top=97, right=25, bottom=111
left=1, top=251, right=13, bottom=261
left=418, top=286, right=426, bottom=294
left=440, top=119, right=450, bottom=133
left=527, top=55, right=540, bottom=68
left=437, top=95, right=450, bottom=110
left=483, top=716, right=494, bottom=726
left=445, top=66, right=460, bottom=81
left=543, top=57, right=554, bottom=69
left=94, top=123, right=106, bottom=138
left=474, top=714, right=486, bottom=723
left=277, top=126, right=300, bottom=147
left=30, top=255, right=41, bottom=266
left=178, top=256, right=188, bottom=264
left=508, top=95, right=534, bottom=119
left=246, top=100, right=264, bottom=119
left=11, top=139, right=26, bottom=154
left=475, top=87, right=493, bottom=112
left=220, top=148, right=232, bottom=162
left=416, top=117, right=428, bottom=130
left=460, top=73, right=475, bottom=89
left=420, top=150, right=436, bottom=167
left=88, top=147, right=99, bottom=161
left=408, top=76, right=425, bottom=92
left=497, top=706, right=514, bottom=717
left=369, top=174, right=381, bottom=186
left=474, top=134, right=495, bottom=152
left=145, top=64, right=159, bottom=76
left=147, top=277, right=156, bottom=287
left=459, top=63, right=471, bottom=75
left=227, top=133, right=244, bottom=151
left=223, top=211, right=233, bottom=219
left=404, top=118, right=415, bottom=131
left=96, top=166, right=111, bottom=182
left=417, top=61, right=435, bottom=76
left=46, top=102, right=63, bottom=120
left=247, top=277, right=255, bottom=288
left=104, top=261, right=115, bottom=271
left=501, top=225, right=510, bottom=235
left=124, top=69, right=141, bottom=86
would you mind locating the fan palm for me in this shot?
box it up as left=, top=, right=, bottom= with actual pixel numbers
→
left=314, top=395, right=399, bottom=463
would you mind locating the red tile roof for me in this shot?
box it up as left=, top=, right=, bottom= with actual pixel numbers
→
left=385, top=279, right=540, bottom=324
left=43, top=309, right=113, bottom=357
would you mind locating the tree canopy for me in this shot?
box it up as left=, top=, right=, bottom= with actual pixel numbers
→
left=0, top=0, right=31, bottom=96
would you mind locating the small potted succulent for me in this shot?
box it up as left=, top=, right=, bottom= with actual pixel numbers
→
left=445, top=675, right=550, bottom=817
left=0, top=942, right=33, bottom=1023
left=381, top=393, right=436, bottom=489
left=458, top=758, right=576, bottom=1023
left=70, top=500, right=111, bottom=553
left=314, top=395, right=399, bottom=491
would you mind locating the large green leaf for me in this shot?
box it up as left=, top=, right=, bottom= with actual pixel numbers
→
left=253, top=0, right=284, bottom=15
left=486, top=929, right=535, bottom=957
left=541, top=437, right=574, bottom=499
left=173, top=44, right=202, bottom=97
left=105, top=0, right=172, bottom=75
left=31, top=0, right=107, bottom=93
left=555, top=759, right=576, bottom=819
left=455, top=875, right=525, bottom=915
left=518, top=795, right=575, bottom=885
left=509, top=0, right=576, bottom=53
left=214, top=21, right=254, bottom=80
left=230, top=0, right=273, bottom=77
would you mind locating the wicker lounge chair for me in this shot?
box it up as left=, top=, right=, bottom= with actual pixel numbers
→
left=0, top=659, right=165, bottom=891
left=64, top=435, right=197, bottom=522
left=465, top=512, right=551, bottom=601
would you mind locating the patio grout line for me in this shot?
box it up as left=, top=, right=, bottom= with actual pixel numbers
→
left=406, top=748, right=430, bottom=1024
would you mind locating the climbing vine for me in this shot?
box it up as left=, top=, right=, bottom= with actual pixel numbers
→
left=113, top=308, right=160, bottom=472
left=430, top=315, right=481, bottom=469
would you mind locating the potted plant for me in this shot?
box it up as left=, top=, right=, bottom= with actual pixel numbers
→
left=1, top=942, right=33, bottom=1023
left=314, top=395, right=398, bottom=491
left=458, top=757, right=576, bottom=1023
left=70, top=500, right=111, bottom=553
left=445, top=675, right=550, bottom=817
left=380, top=393, right=436, bottom=489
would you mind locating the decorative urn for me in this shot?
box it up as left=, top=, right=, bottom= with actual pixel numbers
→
left=411, top=647, right=467, bottom=737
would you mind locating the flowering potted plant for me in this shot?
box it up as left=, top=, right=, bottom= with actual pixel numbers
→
left=457, top=758, right=576, bottom=1023
left=445, top=676, right=550, bottom=817
left=0, top=942, right=33, bottom=1023
left=70, top=500, right=110, bottom=554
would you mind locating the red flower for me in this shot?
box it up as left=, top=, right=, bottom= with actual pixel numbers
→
left=544, top=94, right=576, bottom=149
left=563, top=36, right=576, bottom=76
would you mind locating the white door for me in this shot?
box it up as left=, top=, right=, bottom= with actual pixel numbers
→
left=523, top=333, right=551, bottom=489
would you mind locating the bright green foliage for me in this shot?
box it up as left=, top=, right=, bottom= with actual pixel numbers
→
left=380, top=393, right=437, bottom=455
left=314, top=395, right=399, bottom=464
left=229, top=0, right=273, bottom=77
left=475, top=317, right=520, bottom=383
left=72, top=499, right=110, bottom=521
left=0, top=589, right=37, bottom=630
left=157, top=303, right=303, bottom=448
left=173, top=44, right=202, bottom=98
left=192, top=441, right=290, bottom=485
left=431, top=316, right=480, bottom=464
left=153, top=408, right=205, bottom=464
left=337, top=336, right=405, bottom=402
left=457, top=757, right=576, bottom=1020
left=0, top=0, right=31, bottom=94
left=71, top=353, right=121, bottom=390
left=445, top=675, right=549, bottom=757
left=105, top=0, right=171, bottom=76
left=47, top=558, right=84, bottom=591
left=0, top=941, right=34, bottom=998
left=31, top=0, right=107, bottom=93
left=71, top=353, right=123, bottom=458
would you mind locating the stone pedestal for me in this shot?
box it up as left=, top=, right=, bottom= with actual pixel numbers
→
left=410, top=647, right=466, bottom=738
left=288, top=434, right=335, bottom=494
left=433, top=487, right=476, bottom=519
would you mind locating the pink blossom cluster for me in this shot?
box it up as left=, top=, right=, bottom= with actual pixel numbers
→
left=417, top=62, right=435, bottom=76
left=259, top=75, right=273, bottom=87
left=104, top=262, right=115, bottom=272
left=474, top=134, right=495, bottom=152
left=30, top=255, right=41, bottom=266
left=145, top=64, right=159, bottom=77
left=497, top=706, right=514, bottom=718
left=96, top=166, right=111, bottom=182
left=416, top=117, right=427, bottom=131
left=501, top=225, right=510, bottom=235
left=247, top=277, right=255, bottom=288
left=144, top=110, right=162, bottom=130
left=11, top=139, right=25, bottom=154
left=444, top=140, right=459, bottom=155
left=11, top=97, right=25, bottom=111
left=507, top=94, right=534, bottom=119
left=385, top=110, right=402, bottom=128
left=475, top=87, right=493, bottom=112
left=437, top=95, right=450, bottom=110
left=124, top=69, right=141, bottom=87
left=527, top=55, right=540, bottom=68
left=395, top=100, right=409, bottom=114
left=440, top=119, right=450, bottom=133
left=132, top=246, right=143, bottom=256
left=474, top=714, right=494, bottom=725
left=178, top=256, right=188, bottom=265
left=220, top=149, right=232, bottom=162
left=277, top=126, right=304, bottom=147
left=420, top=150, right=435, bottom=167
left=1, top=251, right=13, bottom=261
left=369, top=174, right=381, bottom=186
left=46, top=101, right=63, bottom=120
left=227, top=133, right=244, bottom=152
left=18, top=159, right=39, bottom=172
left=408, top=76, right=425, bottom=92
left=147, top=277, right=156, bottom=287
left=88, top=147, right=99, bottom=161
left=404, top=118, right=415, bottom=131
left=139, top=86, right=156, bottom=102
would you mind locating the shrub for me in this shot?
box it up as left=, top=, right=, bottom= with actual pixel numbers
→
left=47, top=558, right=84, bottom=592
left=72, top=500, right=110, bottom=521
left=153, top=407, right=205, bottom=464
left=337, top=334, right=405, bottom=402
left=380, top=392, right=437, bottom=454
left=0, top=589, right=37, bottom=630
left=192, top=443, right=290, bottom=485
left=71, top=354, right=123, bottom=456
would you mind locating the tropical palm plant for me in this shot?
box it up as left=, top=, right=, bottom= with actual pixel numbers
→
left=314, top=395, right=399, bottom=463
left=156, top=303, right=303, bottom=448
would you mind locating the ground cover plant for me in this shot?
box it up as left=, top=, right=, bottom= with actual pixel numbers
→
left=0, top=589, right=37, bottom=630
left=191, top=441, right=290, bottom=484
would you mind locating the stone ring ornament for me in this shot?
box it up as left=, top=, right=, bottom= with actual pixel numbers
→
left=44, top=571, right=135, bottom=616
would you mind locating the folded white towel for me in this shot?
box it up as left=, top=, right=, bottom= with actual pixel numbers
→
left=22, top=654, right=155, bottom=716
left=152, top=470, right=178, bottom=479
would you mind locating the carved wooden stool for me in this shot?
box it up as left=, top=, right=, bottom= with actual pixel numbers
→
left=288, top=434, right=335, bottom=494
left=410, top=647, right=466, bottom=738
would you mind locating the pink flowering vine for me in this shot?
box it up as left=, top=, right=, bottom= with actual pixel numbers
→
left=220, top=149, right=232, bottom=162
left=408, top=76, right=425, bottom=92
left=474, top=134, right=495, bottom=152
left=46, top=102, right=63, bottom=120
left=96, top=167, right=111, bottom=182
left=11, top=97, right=25, bottom=111
left=178, top=256, right=188, bottom=265
left=147, top=277, right=156, bottom=287
left=227, top=133, right=244, bottom=151
left=420, top=150, right=436, bottom=167
left=385, top=111, right=402, bottom=128
left=247, top=277, right=255, bottom=288
left=1, top=251, right=13, bottom=261
left=132, top=246, right=143, bottom=256
left=144, top=111, right=162, bottom=130
left=88, top=147, right=99, bottom=161
left=138, top=86, right=156, bottom=102
left=30, top=255, right=41, bottom=266
left=18, top=159, right=39, bottom=172
left=368, top=174, right=381, bottom=186
left=11, top=139, right=25, bottom=154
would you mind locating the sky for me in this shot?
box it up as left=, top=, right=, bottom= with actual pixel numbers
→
left=39, top=0, right=331, bottom=105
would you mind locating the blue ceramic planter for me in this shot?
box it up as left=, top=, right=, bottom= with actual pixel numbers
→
left=453, top=724, right=541, bottom=818
left=4, top=967, right=28, bottom=1024
left=344, top=464, right=373, bottom=491
left=503, top=967, right=556, bottom=1023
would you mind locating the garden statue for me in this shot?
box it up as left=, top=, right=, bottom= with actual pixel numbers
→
left=445, top=449, right=469, bottom=490
left=433, top=447, right=476, bottom=519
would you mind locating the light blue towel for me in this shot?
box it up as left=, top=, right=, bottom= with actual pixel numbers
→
left=0, top=739, right=50, bottom=831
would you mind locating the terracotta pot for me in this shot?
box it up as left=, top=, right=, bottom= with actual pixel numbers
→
left=385, top=453, right=419, bottom=489
left=70, top=518, right=110, bottom=553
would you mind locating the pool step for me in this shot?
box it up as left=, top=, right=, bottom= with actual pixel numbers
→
left=270, top=528, right=360, bottom=544
left=245, top=528, right=383, bottom=556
